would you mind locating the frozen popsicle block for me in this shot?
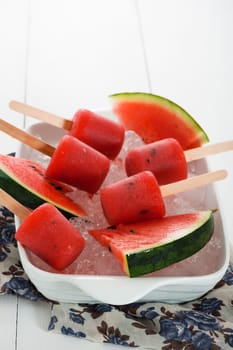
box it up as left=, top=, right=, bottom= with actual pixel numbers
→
left=45, top=134, right=110, bottom=193
left=69, top=109, right=125, bottom=159
left=125, top=137, right=187, bottom=185
left=100, top=170, right=165, bottom=225
left=125, top=137, right=233, bottom=186
left=15, top=203, right=85, bottom=270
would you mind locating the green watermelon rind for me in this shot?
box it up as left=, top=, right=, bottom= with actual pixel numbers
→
left=109, top=92, right=209, bottom=144
left=124, top=211, right=214, bottom=277
left=91, top=211, right=214, bottom=277
left=0, top=164, right=85, bottom=219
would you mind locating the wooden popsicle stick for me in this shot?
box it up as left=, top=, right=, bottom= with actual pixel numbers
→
left=9, top=100, right=72, bottom=130
left=160, top=169, right=227, bottom=197
left=9, top=100, right=233, bottom=162
left=0, top=118, right=55, bottom=157
left=184, top=140, right=233, bottom=162
left=0, top=189, right=31, bottom=221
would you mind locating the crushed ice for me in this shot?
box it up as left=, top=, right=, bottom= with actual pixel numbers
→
left=28, top=131, right=225, bottom=277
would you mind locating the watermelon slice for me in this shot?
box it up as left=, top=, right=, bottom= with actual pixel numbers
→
left=89, top=210, right=214, bottom=277
left=0, top=154, right=86, bottom=218
left=110, top=92, right=209, bottom=150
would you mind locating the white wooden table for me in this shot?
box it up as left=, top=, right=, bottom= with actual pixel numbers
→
left=0, top=1, right=232, bottom=349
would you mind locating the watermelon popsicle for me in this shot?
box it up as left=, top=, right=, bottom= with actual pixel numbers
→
left=45, top=134, right=110, bottom=194
left=125, top=137, right=233, bottom=185
left=101, top=171, right=165, bottom=225
left=100, top=169, right=227, bottom=226
left=9, top=101, right=125, bottom=159
left=0, top=118, right=110, bottom=194
left=125, top=138, right=187, bottom=185
left=0, top=189, right=85, bottom=270
left=68, top=109, right=125, bottom=159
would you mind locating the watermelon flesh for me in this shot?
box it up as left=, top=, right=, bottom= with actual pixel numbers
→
left=89, top=210, right=214, bottom=277
left=110, top=92, right=209, bottom=150
left=0, top=154, right=86, bottom=218
left=15, top=203, right=85, bottom=270
left=100, top=170, right=165, bottom=225
left=70, top=109, right=125, bottom=159
left=125, top=137, right=187, bottom=185
left=45, top=134, right=110, bottom=194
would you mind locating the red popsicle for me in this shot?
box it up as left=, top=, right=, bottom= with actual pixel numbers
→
left=45, top=134, right=110, bottom=194
left=69, top=109, right=125, bottom=159
left=100, top=167, right=228, bottom=226
left=100, top=171, right=165, bottom=225
left=125, top=138, right=187, bottom=185
left=15, top=202, right=85, bottom=270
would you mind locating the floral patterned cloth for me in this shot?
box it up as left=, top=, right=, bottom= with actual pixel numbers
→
left=1, top=205, right=233, bottom=350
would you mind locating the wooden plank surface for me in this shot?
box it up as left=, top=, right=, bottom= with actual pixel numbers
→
left=25, top=0, right=149, bottom=126
left=0, top=1, right=232, bottom=349
left=0, top=0, right=28, bottom=154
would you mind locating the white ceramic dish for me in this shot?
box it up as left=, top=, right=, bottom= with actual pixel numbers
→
left=15, top=116, right=230, bottom=305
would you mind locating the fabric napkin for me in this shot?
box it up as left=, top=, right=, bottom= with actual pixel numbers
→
left=1, top=205, right=233, bottom=350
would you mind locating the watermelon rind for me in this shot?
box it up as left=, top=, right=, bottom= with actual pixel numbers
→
left=0, top=155, right=86, bottom=219
left=89, top=211, right=214, bottom=277
left=125, top=212, right=214, bottom=277
left=109, top=92, right=209, bottom=149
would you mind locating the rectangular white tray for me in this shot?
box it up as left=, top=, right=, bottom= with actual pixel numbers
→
left=15, top=119, right=230, bottom=305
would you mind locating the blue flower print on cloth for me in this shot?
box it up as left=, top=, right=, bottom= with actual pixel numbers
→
left=1, top=204, right=233, bottom=349
left=49, top=284, right=233, bottom=350
left=48, top=260, right=233, bottom=349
